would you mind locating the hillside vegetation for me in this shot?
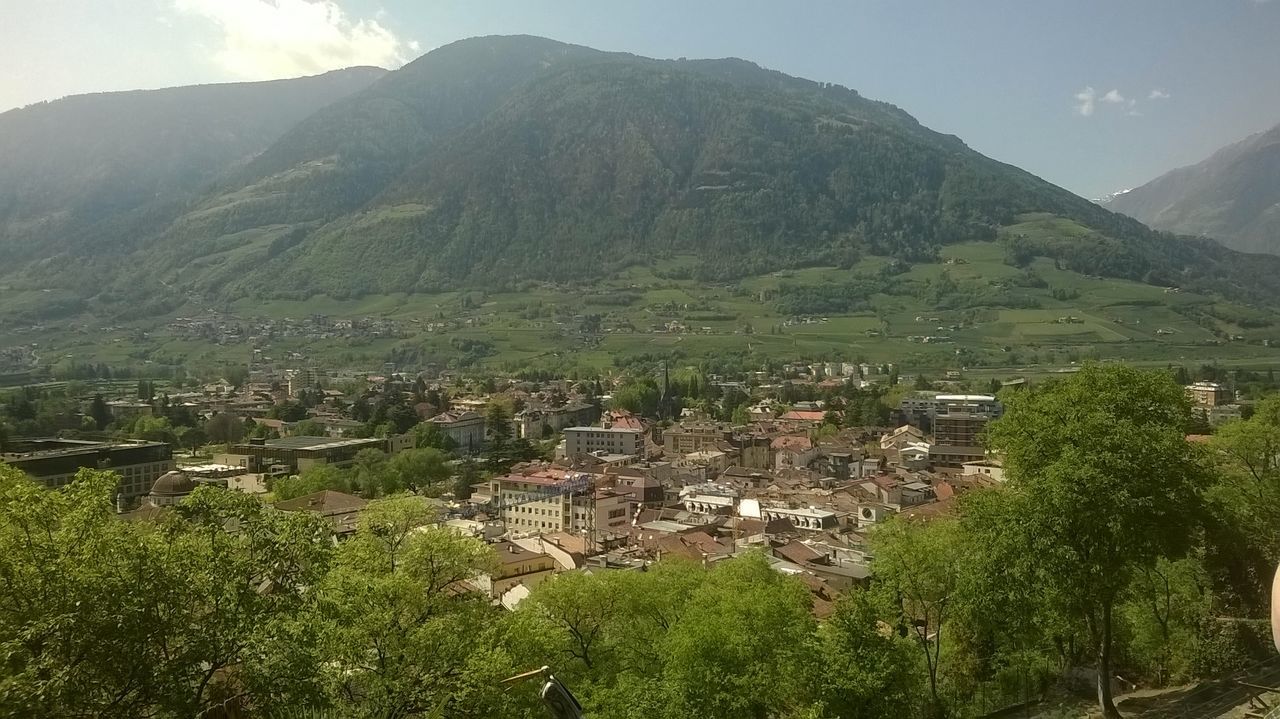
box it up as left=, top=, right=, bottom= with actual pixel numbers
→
left=1, top=36, right=1279, bottom=319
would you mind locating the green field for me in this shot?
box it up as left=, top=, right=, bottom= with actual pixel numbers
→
left=5, top=228, right=1280, bottom=376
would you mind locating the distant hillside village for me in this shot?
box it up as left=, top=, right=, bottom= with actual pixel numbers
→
left=0, top=356, right=1250, bottom=613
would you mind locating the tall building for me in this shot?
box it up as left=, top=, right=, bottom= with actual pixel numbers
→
left=1, top=438, right=173, bottom=504
left=1187, top=381, right=1230, bottom=407
left=490, top=468, right=632, bottom=545
left=662, top=423, right=733, bottom=455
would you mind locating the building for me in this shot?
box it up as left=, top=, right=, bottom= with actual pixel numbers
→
left=1187, top=381, right=1230, bottom=407
left=220, top=435, right=409, bottom=475
left=898, top=393, right=1002, bottom=429
left=473, top=540, right=558, bottom=601
left=929, top=444, right=986, bottom=468
left=275, top=490, right=367, bottom=537
left=1, top=438, right=173, bottom=504
left=514, top=403, right=600, bottom=440
left=757, top=505, right=839, bottom=531
left=146, top=470, right=197, bottom=507
left=287, top=367, right=319, bottom=397
left=662, top=423, right=733, bottom=455
left=932, top=394, right=1000, bottom=449
left=490, top=469, right=632, bottom=545
left=961, top=459, right=1006, bottom=483
left=564, top=426, right=643, bottom=458
left=424, top=410, right=486, bottom=454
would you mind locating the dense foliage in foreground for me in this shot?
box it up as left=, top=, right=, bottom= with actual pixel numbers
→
left=2, top=366, right=1280, bottom=718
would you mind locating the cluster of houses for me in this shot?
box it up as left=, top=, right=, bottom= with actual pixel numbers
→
left=35, top=357, right=1257, bottom=616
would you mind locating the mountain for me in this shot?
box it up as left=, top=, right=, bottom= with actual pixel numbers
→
left=4, top=35, right=1280, bottom=321
left=0, top=66, right=387, bottom=266
left=1104, top=123, right=1280, bottom=254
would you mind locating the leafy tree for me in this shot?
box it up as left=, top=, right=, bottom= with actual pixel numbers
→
left=412, top=421, right=459, bottom=453
left=88, top=393, right=111, bottom=430
left=223, top=365, right=249, bottom=390
left=453, top=458, right=481, bottom=500
left=386, top=447, right=452, bottom=494
left=981, top=364, right=1207, bottom=718
left=806, top=592, right=922, bottom=719
left=269, top=400, right=309, bottom=422
left=273, top=464, right=351, bottom=500
left=205, top=412, right=245, bottom=445
left=0, top=467, right=332, bottom=717
left=291, top=418, right=326, bottom=436
left=350, top=447, right=390, bottom=495
left=313, top=497, right=528, bottom=717
left=175, top=425, right=207, bottom=453
left=870, top=517, right=964, bottom=715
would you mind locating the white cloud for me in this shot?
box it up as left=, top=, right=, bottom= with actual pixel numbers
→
left=172, top=0, right=415, bottom=79
left=1074, top=86, right=1096, bottom=116
left=1101, top=89, right=1126, bottom=104
left=1148, top=89, right=1171, bottom=100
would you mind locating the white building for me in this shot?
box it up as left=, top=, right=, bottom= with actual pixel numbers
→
left=563, top=426, right=643, bottom=458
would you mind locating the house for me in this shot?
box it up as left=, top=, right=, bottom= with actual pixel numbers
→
left=275, top=490, right=367, bottom=537
left=772, top=435, right=817, bottom=470
left=425, top=410, right=486, bottom=454
left=779, top=409, right=826, bottom=424
left=472, top=541, right=557, bottom=604
left=880, top=424, right=926, bottom=453
left=961, top=459, right=1006, bottom=482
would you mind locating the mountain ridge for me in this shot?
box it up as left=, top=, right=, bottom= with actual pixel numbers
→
left=1105, top=122, right=1280, bottom=254
left=3, top=35, right=1280, bottom=324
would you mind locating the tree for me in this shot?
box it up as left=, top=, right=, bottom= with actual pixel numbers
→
left=412, top=421, right=458, bottom=453
left=807, top=592, right=921, bottom=719
left=88, top=394, right=111, bottom=430
left=0, top=467, right=333, bottom=717
left=272, top=464, right=350, bottom=500
left=870, top=517, right=964, bottom=715
left=205, top=412, right=245, bottom=445
left=386, top=447, right=452, bottom=494
left=223, top=365, right=249, bottom=390
left=981, top=364, right=1206, bottom=718
left=314, top=497, right=526, bottom=717
left=350, top=448, right=390, bottom=495
left=176, top=425, right=207, bottom=454
left=291, top=419, right=326, bottom=437
left=453, top=458, right=481, bottom=500
left=486, top=402, right=513, bottom=471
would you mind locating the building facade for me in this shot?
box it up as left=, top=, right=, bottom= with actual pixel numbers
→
left=563, top=426, right=643, bottom=458
left=220, top=435, right=409, bottom=474
left=1, top=438, right=173, bottom=504
left=425, top=411, right=486, bottom=454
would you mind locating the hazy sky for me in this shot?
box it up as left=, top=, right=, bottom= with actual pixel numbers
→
left=3, top=0, right=1279, bottom=199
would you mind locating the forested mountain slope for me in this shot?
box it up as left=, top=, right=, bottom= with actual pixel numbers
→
left=0, top=67, right=386, bottom=266
left=4, top=35, right=1280, bottom=318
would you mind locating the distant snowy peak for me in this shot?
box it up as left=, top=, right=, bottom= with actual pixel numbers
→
left=1093, top=188, right=1133, bottom=205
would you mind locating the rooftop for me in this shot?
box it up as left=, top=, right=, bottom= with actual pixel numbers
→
left=254, top=436, right=383, bottom=451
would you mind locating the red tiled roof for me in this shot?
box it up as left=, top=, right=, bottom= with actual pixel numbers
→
left=780, top=410, right=826, bottom=422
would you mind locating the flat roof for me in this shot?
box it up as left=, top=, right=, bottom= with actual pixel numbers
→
left=256, top=436, right=383, bottom=451
left=2, top=438, right=167, bottom=460
left=935, top=394, right=997, bottom=402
